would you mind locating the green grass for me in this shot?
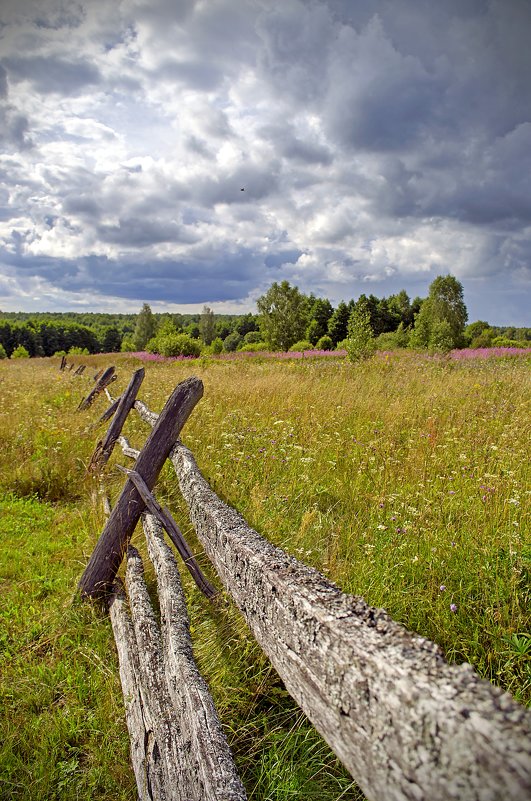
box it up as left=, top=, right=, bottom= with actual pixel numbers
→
left=0, top=351, right=529, bottom=799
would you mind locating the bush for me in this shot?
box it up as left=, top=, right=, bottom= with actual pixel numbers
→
left=0, top=344, right=7, bottom=359
left=68, top=346, right=89, bottom=355
left=491, top=337, right=527, bottom=349
left=243, top=331, right=262, bottom=345
left=315, top=335, right=333, bottom=351
left=53, top=350, right=67, bottom=357
left=288, top=340, right=313, bottom=352
left=148, top=333, right=202, bottom=358
left=223, top=332, right=242, bottom=352
left=237, top=341, right=268, bottom=352
left=336, top=338, right=349, bottom=351
left=209, top=337, right=224, bottom=354
left=121, top=335, right=136, bottom=352
left=11, top=345, right=30, bottom=359
left=374, top=325, right=410, bottom=351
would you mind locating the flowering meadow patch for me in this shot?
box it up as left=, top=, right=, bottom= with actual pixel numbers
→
left=450, top=346, right=531, bottom=360
left=129, top=345, right=530, bottom=365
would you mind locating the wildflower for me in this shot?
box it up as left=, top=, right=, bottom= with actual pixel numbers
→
left=450, top=603, right=457, bottom=613
left=439, top=585, right=446, bottom=592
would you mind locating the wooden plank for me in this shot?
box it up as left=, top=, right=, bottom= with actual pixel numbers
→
left=95, top=396, right=121, bottom=428
left=78, top=376, right=203, bottom=599
left=124, top=546, right=187, bottom=797
left=167, top=442, right=531, bottom=801
left=108, top=580, right=167, bottom=801
left=142, top=513, right=247, bottom=799
left=88, top=368, right=145, bottom=471
left=117, top=465, right=217, bottom=598
left=77, top=366, right=116, bottom=411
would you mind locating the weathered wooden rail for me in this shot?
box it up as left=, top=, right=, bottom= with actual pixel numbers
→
left=75, top=367, right=531, bottom=801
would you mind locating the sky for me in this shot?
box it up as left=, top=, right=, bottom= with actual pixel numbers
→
left=0, top=0, right=530, bottom=325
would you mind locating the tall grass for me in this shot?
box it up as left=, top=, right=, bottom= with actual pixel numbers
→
left=0, top=351, right=529, bottom=799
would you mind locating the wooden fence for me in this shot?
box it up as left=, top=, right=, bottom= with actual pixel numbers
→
left=72, top=365, right=531, bottom=801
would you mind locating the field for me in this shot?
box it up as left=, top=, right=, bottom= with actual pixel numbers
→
left=0, top=350, right=529, bottom=800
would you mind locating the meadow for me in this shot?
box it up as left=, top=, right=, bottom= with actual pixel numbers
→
left=0, top=349, right=529, bottom=800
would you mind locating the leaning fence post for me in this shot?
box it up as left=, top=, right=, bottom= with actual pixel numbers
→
left=88, top=368, right=145, bottom=471
left=77, top=366, right=116, bottom=411
left=78, top=376, right=204, bottom=600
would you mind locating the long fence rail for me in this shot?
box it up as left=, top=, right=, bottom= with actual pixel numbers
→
left=71, top=365, right=531, bottom=801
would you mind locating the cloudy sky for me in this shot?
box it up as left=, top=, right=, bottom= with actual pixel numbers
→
left=0, top=0, right=530, bottom=324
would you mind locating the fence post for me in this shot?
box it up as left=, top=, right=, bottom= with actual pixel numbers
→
left=78, top=366, right=116, bottom=411
left=78, top=376, right=203, bottom=599
left=88, top=368, right=145, bottom=471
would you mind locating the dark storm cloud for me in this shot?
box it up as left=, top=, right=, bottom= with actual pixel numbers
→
left=98, top=217, right=197, bottom=247
left=3, top=55, right=101, bottom=95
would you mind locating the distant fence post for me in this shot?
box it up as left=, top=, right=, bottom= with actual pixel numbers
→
left=78, top=376, right=204, bottom=599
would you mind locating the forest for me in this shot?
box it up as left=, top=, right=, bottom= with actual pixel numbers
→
left=0, top=276, right=529, bottom=359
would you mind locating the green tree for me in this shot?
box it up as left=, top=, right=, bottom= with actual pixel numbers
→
left=306, top=297, right=333, bottom=343
left=199, top=306, right=216, bottom=345
left=102, top=326, right=122, bottom=353
left=327, top=301, right=350, bottom=345
left=346, top=296, right=375, bottom=361
left=257, top=281, right=308, bottom=351
left=411, top=275, right=468, bottom=351
left=133, top=303, right=156, bottom=350
left=0, top=343, right=7, bottom=359
left=388, top=290, right=413, bottom=328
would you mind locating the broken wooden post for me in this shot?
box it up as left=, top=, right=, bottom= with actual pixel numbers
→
left=78, top=376, right=203, bottom=599
left=88, top=368, right=145, bottom=471
left=77, top=366, right=116, bottom=411
left=59, top=355, right=67, bottom=371
left=96, top=396, right=120, bottom=427
left=74, top=365, right=86, bottom=376
left=116, top=465, right=216, bottom=598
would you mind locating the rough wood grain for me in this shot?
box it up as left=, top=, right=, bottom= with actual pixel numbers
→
left=78, top=376, right=203, bottom=598
left=166, top=442, right=531, bottom=801
left=142, top=512, right=247, bottom=800
left=88, top=368, right=145, bottom=471
left=118, top=466, right=216, bottom=598
left=125, top=546, right=187, bottom=797
left=108, top=580, right=167, bottom=801
left=77, top=366, right=116, bottom=411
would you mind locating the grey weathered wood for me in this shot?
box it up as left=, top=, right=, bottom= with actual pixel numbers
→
left=142, top=513, right=247, bottom=799
left=108, top=580, right=167, bottom=801
left=117, top=435, right=139, bottom=460
left=78, top=366, right=116, bottom=411
left=59, top=355, right=67, bottom=371
left=74, top=365, right=86, bottom=376
left=78, top=376, right=203, bottom=599
left=124, top=546, right=187, bottom=797
left=166, top=443, right=531, bottom=801
left=117, top=465, right=216, bottom=598
left=88, top=368, right=145, bottom=471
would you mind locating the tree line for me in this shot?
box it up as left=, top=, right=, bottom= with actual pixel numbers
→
left=1, top=275, right=529, bottom=360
